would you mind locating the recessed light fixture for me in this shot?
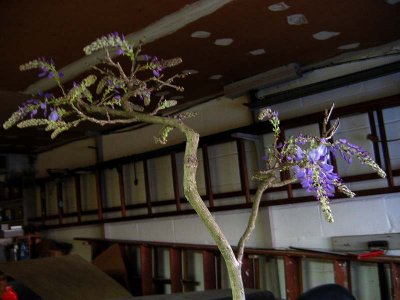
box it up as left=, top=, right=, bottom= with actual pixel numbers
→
left=209, top=74, right=223, bottom=80
left=249, top=49, right=266, bottom=56
left=313, top=31, right=341, bottom=40
left=191, top=31, right=211, bottom=38
left=337, top=42, right=360, bottom=50
left=268, top=2, right=290, bottom=11
left=182, top=69, right=199, bottom=75
left=287, top=14, right=308, bottom=25
left=214, top=38, right=234, bottom=46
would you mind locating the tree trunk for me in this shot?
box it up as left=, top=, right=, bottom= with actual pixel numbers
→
left=180, top=125, right=245, bottom=300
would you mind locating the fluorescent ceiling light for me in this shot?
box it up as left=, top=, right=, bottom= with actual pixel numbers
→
left=223, top=63, right=301, bottom=98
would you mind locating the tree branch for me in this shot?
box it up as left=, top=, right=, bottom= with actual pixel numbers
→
left=236, top=176, right=296, bottom=264
left=104, top=49, right=130, bottom=83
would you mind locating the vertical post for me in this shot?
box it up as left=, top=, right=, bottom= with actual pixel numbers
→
left=377, top=263, right=390, bottom=300
left=216, top=254, right=222, bottom=289
left=368, top=111, right=382, bottom=167
left=140, top=245, right=153, bottom=295
left=143, top=160, right=152, bottom=215
left=236, top=139, right=251, bottom=203
left=202, top=145, right=214, bottom=207
left=248, top=255, right=260, bottom=289
left=284, top=256, right=302, bottom=300
left=170, top=153, right=181, bottom=211
left=334, top=260, right=352, bottom=291
left=376, top=109, right=394, bottom=187
left=390, top=262, right=400, bottom=300
left=94, top=170, right=104, bottom=220
left=117, top=166, right=127, bottom=218
left=57, top=181, right=63, bottom=225
left=169, top=248, right=183, bottom=293
left=203, top=250, right=217, bottom=290
left=39, top=183, right=47, bottom=225
left=241, top=255, right=255, bottom=288
left=74, top=175, right=82, bottom=223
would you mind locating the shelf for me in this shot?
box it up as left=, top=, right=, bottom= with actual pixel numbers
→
left=0, top=198, right=23, bottom=206
left=0, top=219, right=24, bottom=225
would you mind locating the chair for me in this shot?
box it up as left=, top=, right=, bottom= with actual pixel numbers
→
left=297, top=284, right=356, bottom=300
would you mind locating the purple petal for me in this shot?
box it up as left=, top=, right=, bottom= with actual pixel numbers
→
left=38, top=71, right=47, bottom=78
left=30, top=109, right=38, bottom=118
left=116, top=48, right=124, bottom=56
left=152, top=70, right=160, bottom=77
left=49, top=111, right=59, bottom=121
left=321, top=163, right=334, bottom=172
left=58, top=72, right=64, bottom=78
left=295, top=146, right=304, bottom=161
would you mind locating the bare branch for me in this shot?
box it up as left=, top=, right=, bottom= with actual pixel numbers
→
left=270, top=177, right=296, bottom=188
left=325, top=118, right=340, bottom=139
left=71, top=103, right=137, bottom=126
left=236, top=179, right=271, bottom=264
left=104, top=49, right=130, bottom=83
left=150, top=74, right=185, bottom=91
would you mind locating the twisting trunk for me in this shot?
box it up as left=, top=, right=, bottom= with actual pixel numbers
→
left=179, top=124, right=245, bottom=300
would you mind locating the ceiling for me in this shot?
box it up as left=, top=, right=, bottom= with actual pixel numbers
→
left=1, top=0, right=400, bottom=153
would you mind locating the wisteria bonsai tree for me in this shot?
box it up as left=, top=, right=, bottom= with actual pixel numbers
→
left=4, top=33, right=385, bottom=300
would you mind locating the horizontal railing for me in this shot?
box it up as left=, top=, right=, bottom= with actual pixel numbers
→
left=75, top=237, right=400, bottom=300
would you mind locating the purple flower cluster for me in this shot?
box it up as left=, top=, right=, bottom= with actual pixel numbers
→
left=20, top=57, right=63, bottom=79
left=144, top=55, right=163, bottom=77
left=38, top=65, right=64, bottom=79
left=333, top=139, right=364, bottom=163
left=292, top=144, right=339, bottom=198
left=112, top=32, right=126, bottom=55
left=18, top=90, right=59, bottom=121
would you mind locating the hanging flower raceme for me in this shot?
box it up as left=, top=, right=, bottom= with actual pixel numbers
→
left=258, top=106, right=386, bottom=223
left=290, top=144, right=340, bottom=222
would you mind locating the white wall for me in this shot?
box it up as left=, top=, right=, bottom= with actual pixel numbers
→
left=36, top=138, right=96, bottom=178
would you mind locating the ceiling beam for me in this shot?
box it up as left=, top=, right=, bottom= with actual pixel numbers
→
left=249, top=61, right=400, bottom=110
left=24, top=0, right=234, bottom=94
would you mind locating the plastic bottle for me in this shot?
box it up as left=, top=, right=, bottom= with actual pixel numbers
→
left=18, top=242, right=29, bottom=260
left=2, top=286, right=18, bottom=300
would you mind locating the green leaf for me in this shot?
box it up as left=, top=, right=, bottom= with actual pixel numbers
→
left=17, top=119, right=49, bottom=128
left=154, top=126, right=174, bottom=144
left=158, top=100, right=177, bottom=110
left=51, top=127, right=69, bottom=139
left=3, top=111, right=22, bottom=129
